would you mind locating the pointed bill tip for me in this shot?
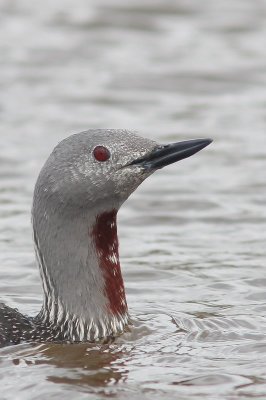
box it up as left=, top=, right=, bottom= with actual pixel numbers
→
left=130, top=137, right=213, bottom=170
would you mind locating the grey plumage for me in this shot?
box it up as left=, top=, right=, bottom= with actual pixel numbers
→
left=1, top=130, right=157, bottom=346
left=0, top=129, right=211, bottom=347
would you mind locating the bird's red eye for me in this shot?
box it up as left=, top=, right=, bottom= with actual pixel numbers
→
left=93, top=146, right=111, bottom=162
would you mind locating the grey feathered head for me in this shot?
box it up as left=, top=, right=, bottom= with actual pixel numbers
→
left=34, top=129, right=157, bottom=214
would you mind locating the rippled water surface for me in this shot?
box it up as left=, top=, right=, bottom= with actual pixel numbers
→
left=1, top=0, right=266, bottom=399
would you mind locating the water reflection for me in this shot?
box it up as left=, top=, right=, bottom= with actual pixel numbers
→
left=11, top=343, right=129, bottom=388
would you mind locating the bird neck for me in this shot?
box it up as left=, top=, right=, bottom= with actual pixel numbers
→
left=33, top=204, right=129, bottom=342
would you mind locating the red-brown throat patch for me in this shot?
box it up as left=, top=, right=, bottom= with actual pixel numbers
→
left=92, top=209, right=127, bottom=316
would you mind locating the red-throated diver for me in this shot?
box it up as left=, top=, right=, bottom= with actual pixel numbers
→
left=0, top=129, right=212, bottom=347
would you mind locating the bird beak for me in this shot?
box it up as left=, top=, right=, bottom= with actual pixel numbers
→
left=129, top=138, right=213, bottom=170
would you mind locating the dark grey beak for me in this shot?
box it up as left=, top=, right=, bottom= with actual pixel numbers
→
left=130, top=138, right=212, bottom=170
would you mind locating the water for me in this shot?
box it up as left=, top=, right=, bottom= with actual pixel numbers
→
left=1, top=0, right=266, bottom=398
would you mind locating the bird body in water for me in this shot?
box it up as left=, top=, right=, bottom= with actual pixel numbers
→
left=0, top=129, right=212, bottom=347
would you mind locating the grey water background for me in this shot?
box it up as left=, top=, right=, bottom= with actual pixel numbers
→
left=0, top=0, right=266, bottom=399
